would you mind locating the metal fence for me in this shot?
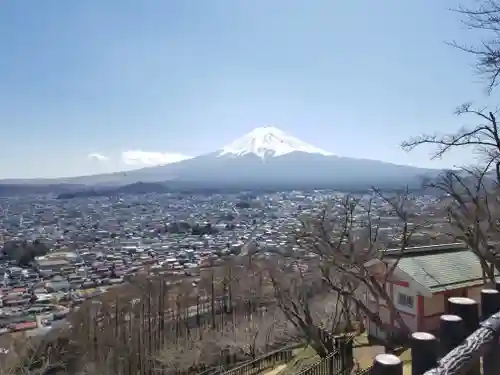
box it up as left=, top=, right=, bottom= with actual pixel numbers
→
left=219, top=344, right=299, bottom=375
left=293, top=334, right=356, bottom=375
left=216, top=333, right=356, bottom=375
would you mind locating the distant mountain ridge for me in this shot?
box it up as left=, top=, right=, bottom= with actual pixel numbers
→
left=56, top=182, right=171, bottom=199
left=0, top=126, right=445, bottom=195
left=0, top=183, right=87, bottom=197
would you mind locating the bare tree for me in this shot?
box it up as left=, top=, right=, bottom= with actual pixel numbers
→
left=402, top=103, right=500, bottom=284
left=263, top=254, right=353, bottom=358
left=424, top=168, right=500, bottom=283
left=218, top=308, right=292, bottom=360
left=284, top=192, right=426, bottom=351
left=4, top=257, right=319, bottom=374
left=449, top=0, right=500, bottom=93
left=402, top=103, right=500, bottom=182
left=4, top=328, right=80, bottom=375
left=156, top=329, right=222, bottom=374
left=401, top=0, right=500, bottom=285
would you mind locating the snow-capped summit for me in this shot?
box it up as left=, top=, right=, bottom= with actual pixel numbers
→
left=218, top=126, right=332, bottom=159
left=25, top=125, right=439, bottom=189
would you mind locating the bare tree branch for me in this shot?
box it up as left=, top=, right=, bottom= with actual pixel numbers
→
left=449, top=0, right=500, bottom=93
left=267, top=192, right=425, bottom=353
left=402, top=104, right=500, bottom=181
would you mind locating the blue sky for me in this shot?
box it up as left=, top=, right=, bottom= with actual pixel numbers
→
left=0, top=0, right=492, bottom=178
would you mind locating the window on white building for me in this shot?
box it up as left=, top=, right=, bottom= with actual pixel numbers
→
left=398, top=293, right=414, bottom=308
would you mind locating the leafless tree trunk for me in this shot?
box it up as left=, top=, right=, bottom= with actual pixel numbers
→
left=401, top=0, right=500, bottom=285
left=6, top=264, right=299, bottom=375
left=269, top=191, right=426, bottom=352
left=425, top=168, right=500, bottom=283
left=402, top=104, right=500, bottom=284
left=265, top=256, right=347, bottom=357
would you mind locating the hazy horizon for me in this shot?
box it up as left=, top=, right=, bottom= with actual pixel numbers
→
left=0, top=131, right=448, bottom=182
left=0, top=0, right=491, bottom=178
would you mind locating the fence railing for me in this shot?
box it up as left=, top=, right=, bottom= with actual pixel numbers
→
left=294, top=334, right=356, bottom=375
left=218, top=333, right=357, bottom=375
left=369, top=287, right=500, bottom=375
left=219, top=343, right=300, bottom=375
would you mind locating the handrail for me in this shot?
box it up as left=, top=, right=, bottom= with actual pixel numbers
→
left=423, top=310, right=500, bottom=375
left=365, top=290, right=500, bottom=375
left=218, top=342, right=302, bottom=375
left=295, top=349, right=338, bottom=375
left=295, top=333, right=357, bottom=375
left=203, top=332, right=357, bottom=375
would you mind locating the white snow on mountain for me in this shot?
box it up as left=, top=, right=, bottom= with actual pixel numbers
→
left=218, top=126, right=333, bottom=159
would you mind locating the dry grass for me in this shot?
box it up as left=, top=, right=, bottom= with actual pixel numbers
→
left=403, top=362, right=412, bottom=375
left=353, top=334, right=412, bottom=371
left=288, top=346, right=319, bottom=368
left=262, top=346, right=318, bottom=375
left=353, top=334, right=385, bottom=369
left=261, top=364, right=288, bottom=375
left=398, top=349, right=413, bottom=375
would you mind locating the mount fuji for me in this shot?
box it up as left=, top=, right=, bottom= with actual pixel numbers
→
left=218, top=126, right=333, bottom=159
left=0, top=126, right=441, bottom=192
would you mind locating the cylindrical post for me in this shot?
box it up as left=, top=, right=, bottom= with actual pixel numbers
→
left=439, top=314, right=467, bottom=357
left=495, top=279, right=500, bottom=292
left=481, top=289, right=500, bottom=375
left=410, top=332, right=438, bottom=375
left=481, top=289, right=500, bottom=320
left=447, top=297, right=480, bottom=375
left=370, top=354, right=403, bottom=375
left=447, top=297, right=479, bottom=334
